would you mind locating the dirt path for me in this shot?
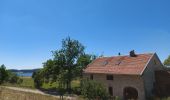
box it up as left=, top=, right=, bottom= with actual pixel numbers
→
left=3, top=86, right=78, bottom=100
left=5, top=86, right=46, bottom=95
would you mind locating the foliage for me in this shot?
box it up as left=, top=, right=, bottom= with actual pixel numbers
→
left=77, top=54, right=97, bottom=77
left=32, top=69, right=44, bottom=88
left=52, top=36, right=85, bottom=92
left=0, top=65, right=9, bottom=84
left=164, top=55, right=170, bottom=66
left=32, top=37, right=95, bottom=94
left=0, top=64, right=22, bottom=85
left=81, top=79, right=110, bottom=100
left=7, top=72, right=23, bottom=84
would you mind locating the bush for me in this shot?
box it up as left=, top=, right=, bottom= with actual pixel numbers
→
left=7, top=72, right=21, bottom=84
left=81, top=79, right=110, bottom=100
left=32, top=70, right=44, bottom=88
left=72, top=87, right=81, bottom=95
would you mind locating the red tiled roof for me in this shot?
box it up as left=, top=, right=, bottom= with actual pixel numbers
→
left=83, top=53, right=154, bottom=75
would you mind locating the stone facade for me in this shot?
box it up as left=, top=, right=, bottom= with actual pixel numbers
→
left=84, top=74, right=146, bottom=100
left=142, top=54, right=163, bottom=98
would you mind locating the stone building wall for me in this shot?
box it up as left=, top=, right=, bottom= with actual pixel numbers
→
left=84, top=74, right=146, bottom=100
left=142, top=53, right=164, bottom=98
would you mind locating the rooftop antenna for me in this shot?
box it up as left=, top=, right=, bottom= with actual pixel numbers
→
left=99, top=52, right=104, bottom=57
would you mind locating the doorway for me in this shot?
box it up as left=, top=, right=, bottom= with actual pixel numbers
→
left=123, top=87, right=138, bottom=100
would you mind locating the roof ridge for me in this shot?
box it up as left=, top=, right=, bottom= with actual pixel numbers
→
left=98, top=52, right=154, bottom=58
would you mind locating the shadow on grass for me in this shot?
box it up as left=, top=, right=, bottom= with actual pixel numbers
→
left=38, top=87, right=81, bottom=96
left=38, top=88, right=60, bottom=96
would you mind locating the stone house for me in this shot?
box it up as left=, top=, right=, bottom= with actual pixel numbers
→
left=83, top=51, right=164, bottom=100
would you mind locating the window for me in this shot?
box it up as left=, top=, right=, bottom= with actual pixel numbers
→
left=106, top=75, right=113, bottom=80
left=108, top=87, right=113, bottom=96
left=102, top=61, right=108, bottom=66
left=90, top=74, right=93, bottom=80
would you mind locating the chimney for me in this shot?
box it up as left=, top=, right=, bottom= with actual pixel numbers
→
left=118, top=52, right=121, bottom=56
left=129, top=50, right=137, bottom=57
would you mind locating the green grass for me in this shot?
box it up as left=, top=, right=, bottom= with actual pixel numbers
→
left=42, top=82, right=58, bottom=89
left=71, top=80, right=80, bottom=88
left=3, top=77, right=80, bottom=90
left=3, top=77, right=35, bottom=89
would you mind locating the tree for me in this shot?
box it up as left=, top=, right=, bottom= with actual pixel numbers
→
left=0, top=64, right=22, bottom=84
left=52, top=37, right=85, bottom=92
left=32, top=69, right=44, bottom=88
left=0, top=64, right=8, bottom=84
left=7, top=71, right=23, bottom=84
left=81, top=79, right=110, bottom=100
left=77, top=54, right=96, bottom=69
left=77, top=54, right=97, bottom=77
left=32, top=37, right=96, bottom=94
left=164, top=55, right=170, bottom=66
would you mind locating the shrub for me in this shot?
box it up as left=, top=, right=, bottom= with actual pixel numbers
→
left=81, top=79, right=110, bottom=100
left=0, top=64, right=22, bottom=85
left=32, top=70, right=44, bottom=88
left=72, top=87, right=81, bottom=95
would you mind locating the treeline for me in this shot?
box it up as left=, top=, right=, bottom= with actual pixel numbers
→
left=9, top=69, right=40, bottom=73
left=0, top=65, right=22, bottom=84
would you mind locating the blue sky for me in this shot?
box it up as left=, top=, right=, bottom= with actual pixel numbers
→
left=0, top=0, right=170, bottom=69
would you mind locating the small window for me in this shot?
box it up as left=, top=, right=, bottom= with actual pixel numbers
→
left=102, top=61, right=108, bottom=66
left=106, top=75, right=113, bottom=80
left=90, top=74, right=93, bottom=80
left=108, top=87, right=113, bottom=96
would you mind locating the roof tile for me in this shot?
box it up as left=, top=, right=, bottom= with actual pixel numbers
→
left=84, top=53, right=153, bottom=75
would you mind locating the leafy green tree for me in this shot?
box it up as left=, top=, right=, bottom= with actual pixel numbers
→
left=81, top=79, right=110, bottom=100
left=32, top=37, right=96, bottom=94
left=164, top=55, right=170, bottom=66
left=0, top=65, right=9, bottom=84
left=0, top=64, right=22, bottom=84
left=32, top=69, right=44, bottom=88
left=77, top=54, right=97, bottom=77
left=77, top=54, right=96, bottom=69
left=7, top=71, right=23, bottom=84
left=52, top=37, right=85, bottom=92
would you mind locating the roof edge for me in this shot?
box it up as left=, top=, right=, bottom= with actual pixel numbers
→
left=140, top=52, right=155, bottom=76
left=83, top=72, right=140, bottom=76
left=96, top=52, right=154, bottom=58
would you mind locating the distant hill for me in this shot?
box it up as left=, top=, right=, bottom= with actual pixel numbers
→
left=9, top=68, right=41, bottom=73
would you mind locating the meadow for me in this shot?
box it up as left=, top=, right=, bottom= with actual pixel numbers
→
left=2, top=77, right=80, bottom=90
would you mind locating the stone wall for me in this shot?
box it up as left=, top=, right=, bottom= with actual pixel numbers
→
left=0, top=87, right=59, bottom=100
left=142, top=53, right=164, bottom=98
left=84, top=74, right=146, bottom=100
